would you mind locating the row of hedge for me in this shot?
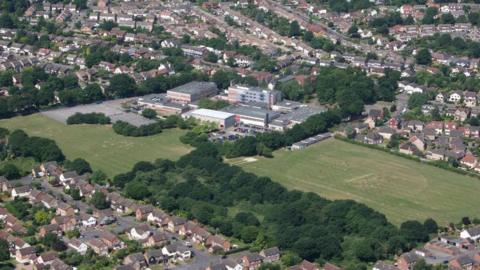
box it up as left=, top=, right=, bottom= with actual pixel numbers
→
left=66, top=113, right=111, bottom=125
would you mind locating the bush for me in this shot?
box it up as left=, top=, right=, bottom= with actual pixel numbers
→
left=66, top=112, right=111, bottom=125
left=141, top=108, right=157, bottom=119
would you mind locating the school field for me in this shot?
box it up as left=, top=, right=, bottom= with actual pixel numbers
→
left=0, top=114, right=192, bottom=177
left=233, top=138, right=480, bottom=225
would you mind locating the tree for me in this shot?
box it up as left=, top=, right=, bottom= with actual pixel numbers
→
left=124, top=181, right=151, bottom=200
left=90, top=192, right=110, bottom=209
left=91, top=170, right=108, bottom=185
left=408, top=93, right=429, bottom=110
left=1, top=164, right=20, bottom=180
left=142, top=108, right=157, bottom=119
left=34, top=209, right=52, bottom=225
left=423, top=218, right=438, bottom=234
left=65, top=158, right=92, bottom=175
left=0, top=239, right=9, bottom=261
left=106, top=74, right=137, bottom=98
left=400, top=220, right=429, bottom=243
left=289, top=21, right=301, bottom=37
left=70, top=187, right=82, bottom=200
left=281, top=251, right=301, bottom=267
left=416, top=48, right=432, bottom=65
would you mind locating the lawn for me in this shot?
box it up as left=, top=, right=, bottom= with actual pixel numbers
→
left=0, top=114, right=192, bottom=177
left=234, top=138, right=480, bottom=225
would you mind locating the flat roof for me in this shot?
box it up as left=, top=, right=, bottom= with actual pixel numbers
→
left=222, top=105, right=280, bottom=119
left=168, top=81, right=218, bottom=95
left=185, top=108, right=234, bottom=120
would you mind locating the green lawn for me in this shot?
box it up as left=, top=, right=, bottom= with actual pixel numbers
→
left=0, top=114, right=192, bottom=177
left=0, top=157, right=37, bottom=175
left=234, top=138, right=480, bottom=225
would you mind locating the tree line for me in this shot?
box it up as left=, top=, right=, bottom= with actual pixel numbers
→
left=112, top=143, right=438, bottom=269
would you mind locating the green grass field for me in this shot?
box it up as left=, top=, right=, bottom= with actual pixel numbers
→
left=234, top=139, right=480, bottom=225
left=0, top=114, right=192, bottom=177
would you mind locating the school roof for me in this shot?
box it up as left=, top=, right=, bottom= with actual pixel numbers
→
left=184, top=109, right=234, bottom=120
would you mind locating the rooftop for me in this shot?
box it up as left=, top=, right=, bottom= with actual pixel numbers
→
left=184, top=108, right=235, bottom=120
left=168, top=81, right=218, bottom=95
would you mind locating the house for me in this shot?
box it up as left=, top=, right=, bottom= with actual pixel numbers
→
left=206, top=235, right=231, bottom=252
left=86, top=238, right=109, bottom=256
left=364, top=131, right=384, bottom=145
left=406, top=120, right=424, bottom=132
left=242, top=253, right=264, bottom=270
left=67, top=239, right=88, bottom=255
left=39, top=224, right=62, bottom=237
left=162, top=243, right=191, bottom=260
left=36, top=251, right=58, bottom=266
left=460, top=154, right=478, bottom=169
left=378, top=126, right=396, bottom=140
left=397, top=252, right=420, bottom=270
left=288, top=260, right=319, bottom=270
left=56, top=202, right=76, bottom=216
left=460, top=226, right=480, bottom=240
left=373, top=261, right=399, bottom=270
left=409, top=134, right=426, bottom=151
left=128, top=224, right=153, bottom=241
left=51, top=215, right=77, bottom=232
left=144, top=249, right=166, bottom=265
left=79, top=214, right=96, bottom=228
left=16, top=246, right=36, bottom=264
left=123, top=252, right=147, bottom=270
left=191, top=226, right=210, bottom=245
left=11, top=186, right=32, bottom=198
left=449, top=91, right=463, bottom=103
left=50, top=259, right=72, bottom=270
left=464, top=91, right=477, bottom=107
left=454, top=108, right=470, bottom=122
left=399, top=142, right=421, bottom=156
left=143, top=232, right=169, bottom=248
left=449, top=255, right=475, bottom=270
left=260, top=247, right=280, bottom=263
left=167, top=216, right=186, bottom=233
left=135, top=205, right=154, bottom=221
left=435, top=92, right=447, bottom=103
left=147, top=210, right=168, bottom=226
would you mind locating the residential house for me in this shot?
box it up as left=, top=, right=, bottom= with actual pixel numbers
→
left=242, top=253, right=264, bottom=270
left=144, top=249, right=166, bottom=266
left=454, top=108, right=470, bottom=122
left=364, top=132, right=384, bottom=145
left=135, top=205, right=154, bottom=221
left=86, top=238, right=109, bottom=256
left=378, top=126, right=396, bottom=140
left=51, top=215, right=77, bottom=232
left=373, top=261, right=399, bottom=270
left=288, top=260, right=319, bottom=270
left=143, top=232, right=169, bottom=248
left=460, top=226, right=480, bottom=240
left=409, top=134, right=426, bottom=151
left=124, top=252, right=147, bottom=270
left=460, top=154, right=478, bottom=169
left=167, top=216, right=186, bottom=233
left=162, top=243, right=191, bottom=260
left=206, top=235, right=231, bottom=252
left=260, top=247, right=280, bottom=263
left=464, top=91, right=477, bottom=107
left=39, top=224, right=62, bottom=237
left=11, top=186, right=32, bottom=198
left=67, top=239, right=88, bottom=255
left=323, top=263, right=344, bottom=270
left=128, top=224, right=153, bottom=241
left=449, top=91, right=463, bottom=103
left=397, top=252, right=420, bottom=270
left=435, top=92, right=447, bottom=103
left=16, top=246, right=37, bottom=264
